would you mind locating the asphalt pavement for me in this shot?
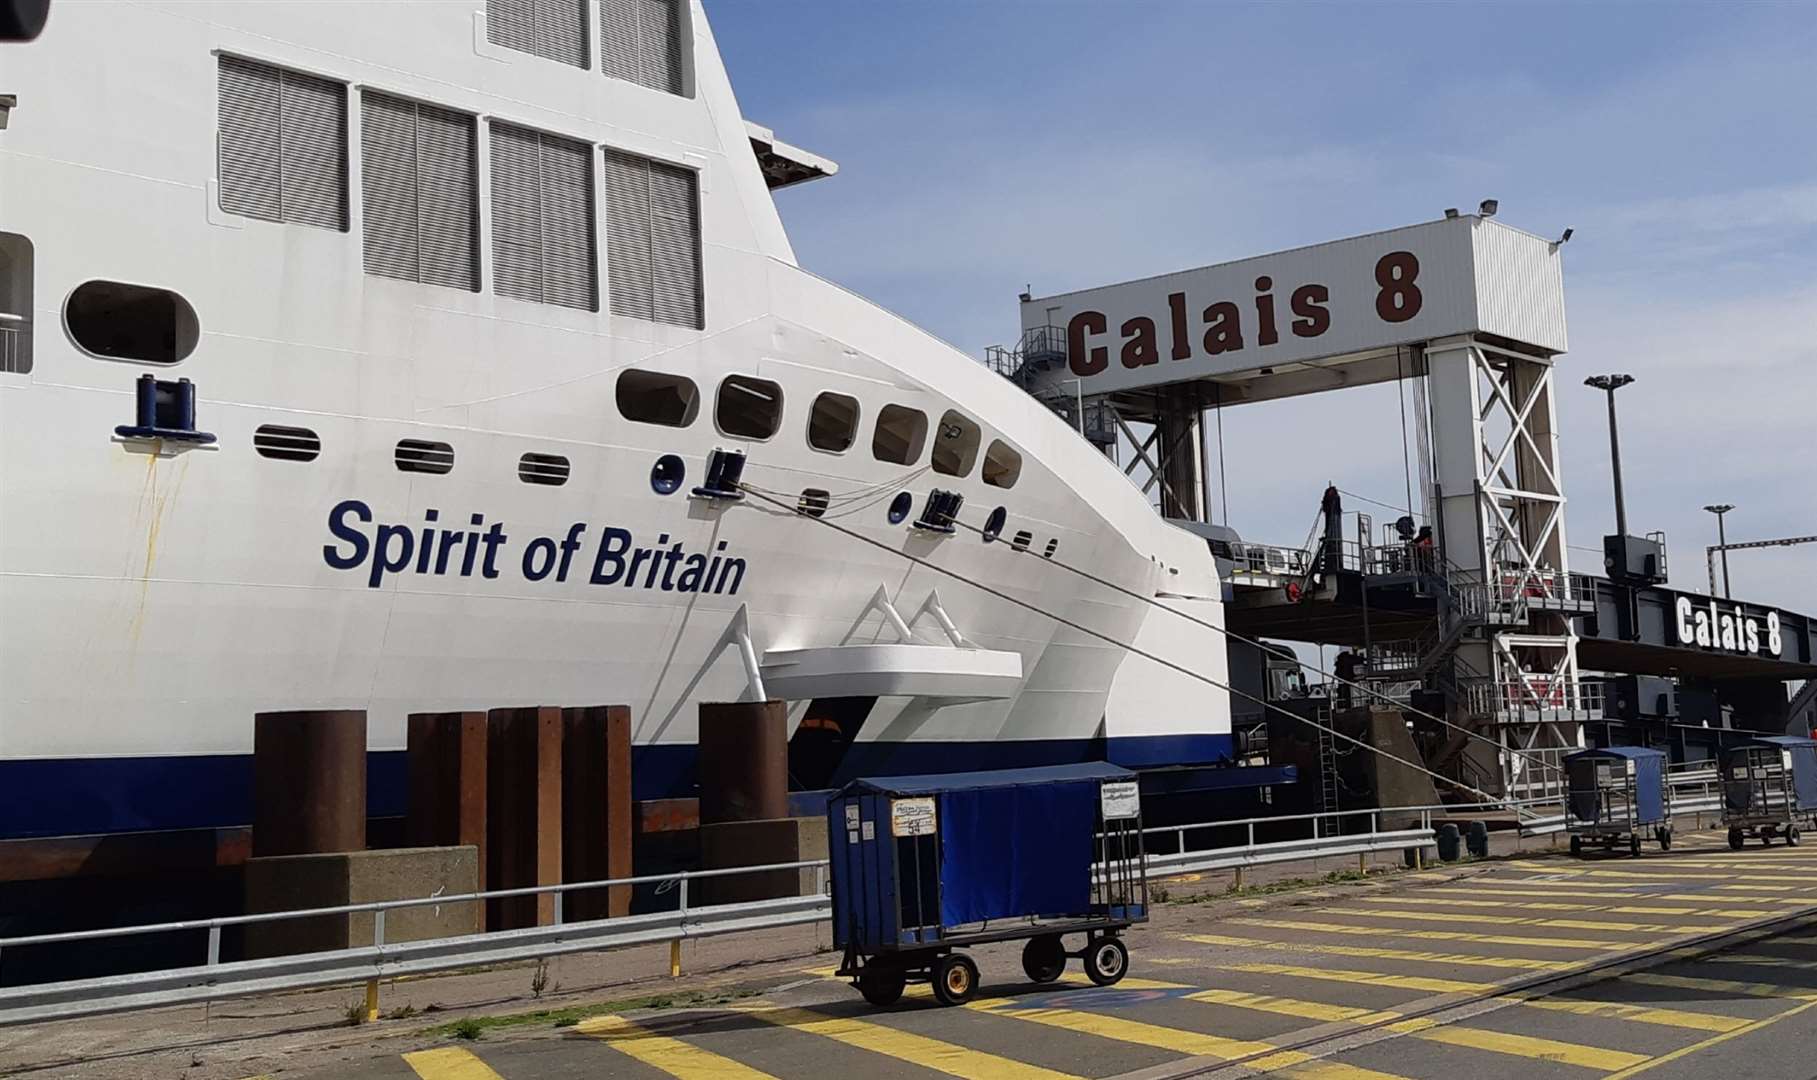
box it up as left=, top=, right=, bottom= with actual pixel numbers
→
left=268, top=826, right=1817, bottom=1080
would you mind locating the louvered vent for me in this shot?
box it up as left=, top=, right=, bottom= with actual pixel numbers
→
left=362, top=92, right=478, bottom=291
left=603, top=149, right=700, bottom=328
left=1012, top=530, right=1033, bottom=552
left=491, top=122, right=597, bottom=310
left=518, top=452, right=571, bottom=486
left=600, top=0, right=682, bottom=94
left=395, top=438, right=455, bottom=474
left=218, top=56, right=348, bottom=230
left=253, top=424, right=322, bottom=462
left=1044, top=538, right=1060, bottom=559
left=487, top=0, right=588, bottom=67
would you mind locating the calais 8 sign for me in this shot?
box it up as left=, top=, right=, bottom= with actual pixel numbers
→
left=1021, top=215, right=1568, bottom=396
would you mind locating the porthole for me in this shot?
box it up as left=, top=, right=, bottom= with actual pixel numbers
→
left=617, top=368, right=699, bottom=427
left=518, top=452, right=571, bottom=486
left=715, top=374, right=783, bottom=439
left=872, top=403, right=928, bottom=465
left=395, top=438, right=454, bottom=475
left=1012, top=530, right=1033, bottom=551
left=887, top=491, right=913, bottom=525
left=983, top=439, right=1022, bottom=489
left=807, top=391, right=860, bottom=453
left=982, top=506, right=1007, bottom=543
left=1044, top=538, right=1060, bottom=559
left=931, top=409, right=980, bottom=477
left=252, top=424, right=321, bottom=462
left=797, top=489, right=830, bottom=518
left=651, top=453, right=685, bottom=494
left=65, top=280, right=200, bottom=364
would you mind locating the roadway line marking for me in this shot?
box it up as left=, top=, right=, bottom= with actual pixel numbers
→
left=1360, top=895, right=1604, bottom=912
left=803, top=964, right=1187, bottom=997
left=1227, top=916, right=1630, bottom=951
left=401, top=1048, right=508, bottom=1080
left=1577, top=869, right=1817, bottom=884
left=972, top=998, right=1411, bottom=1079
left=1315, top=905, right=1706, bottom=935
left=1522, top=997, right=1751, bottom=1032
left=1212, top=960, right=1493, bottom=994
left=744, top=1005, right=1082, bottom=1079
left=1383, top=1017, right=1649, bottom=1070
left=1182, top=932, right=1578, bottom=971
left=578, top=1014, right=781, bottom=1079
left=1658, top=893, right=1815, bottom=905
left=1601, top=997, right=1817, bottom=1079
left=1427, top=886, right=1650, bottom=900
left=1185, top=987, right=1401, bottom=1025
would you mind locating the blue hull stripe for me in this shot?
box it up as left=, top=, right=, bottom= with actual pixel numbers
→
left=0, top=734, right=1234, bottom=841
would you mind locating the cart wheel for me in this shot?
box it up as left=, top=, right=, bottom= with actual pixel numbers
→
left=1658, top=827, right=1672, bottom=851
left=1084, top=937, right=1129, bottom=987
left=1569, top=835, right=1582, bottom=856
left=1729, top=828, right=1745, bottom=851
left=1790, top=826, right=1802, bottom=847
left=1021, top=935, right=1066, bottom=984
left=1630, top=835, right=1642, bottom=857
left=857, top=969, right=905, bottom=1007
left=931, top=954, right=979, bottom=1007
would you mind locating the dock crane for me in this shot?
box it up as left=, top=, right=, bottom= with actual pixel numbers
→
left=1707, top=534, right=1817, bottom=597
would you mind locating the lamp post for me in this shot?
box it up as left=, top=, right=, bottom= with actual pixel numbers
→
left=1584, top=374, right=1636, bottom=539
left=1704, top=503, right=1735, bottom=599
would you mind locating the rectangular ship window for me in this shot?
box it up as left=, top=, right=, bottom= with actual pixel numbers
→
left=0, top=232, right=30, bottom=374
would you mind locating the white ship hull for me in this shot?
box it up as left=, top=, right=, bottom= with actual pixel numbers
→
left=0, top=1, right=1231, bottom=840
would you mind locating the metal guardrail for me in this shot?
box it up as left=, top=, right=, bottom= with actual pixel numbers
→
left=1516, top=768, right=1722, bottom=836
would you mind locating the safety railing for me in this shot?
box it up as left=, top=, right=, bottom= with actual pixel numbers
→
left=0, top=786, right=1730, bottom=1029
left=0, top=313, right=25, bottom=374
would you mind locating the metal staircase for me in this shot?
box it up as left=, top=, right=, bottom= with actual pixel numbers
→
left=984, top=326, right=1116, bottom=448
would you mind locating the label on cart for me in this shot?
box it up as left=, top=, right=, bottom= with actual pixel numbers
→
left=1100, top=781, right=1141, bottom=820
left=845, top=804, right=860, bottom=830
left=890, top=797, right=937, bottom=837
left=861, top=821, right=875, bottom=841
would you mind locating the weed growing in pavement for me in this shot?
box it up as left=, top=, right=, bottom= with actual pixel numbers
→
left=450, top=1018, right=485, bottom=1040
left=383, top=1004, right=418, bottom=1020
left=530, top=958, right=550, bottom=999
left=1158, top=866, right=1388, bottom=905
left=342, top=1001, right=369, bottom=1027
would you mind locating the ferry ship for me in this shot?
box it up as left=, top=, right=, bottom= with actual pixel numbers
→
left=0, top=1, right=1230, bottom=843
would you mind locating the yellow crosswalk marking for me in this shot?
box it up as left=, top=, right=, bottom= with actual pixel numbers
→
left=1384, top=1018, right=1649, bottom=1070
left=1488, top=878, right=1639, bottom=888
left=1578, top=868, right=1817, bottom=884
left=1183, top=932, right=1575, bottom=971
left=746, top=1006, right=1081, bottom=1079
left=1624, top=971, right=1817, bottom=1000
left=1607, top=906, right=1769, bottom=918
left=1659, top=893, right=1813, bottom=905
left=975, top=999, right=1411, bottom=1079
left=579, top=1015, right=781, bottom=1079
left=1362, top=895, right=1600, bottom=912
left=1523, top=997, right=1750, bottom=1032
left=1228, top=915, right=1628, bottom=951
left=1432, top=886, right=1647, bottom=900
left=402, top=1048, right=508, bottom=1080
left=975, top=998, right=1279, bottom=1058
left=1186, top=987, right=1399, bottom=1024
left=1215, top=960, right=1492, bottom=994
left=1315, top=905, right=1698, bottom=935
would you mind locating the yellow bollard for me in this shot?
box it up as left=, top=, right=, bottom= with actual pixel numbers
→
left=1414, top=847, right=1424, bottom=871
left=1358, top=853, right=1367, bottom=876
left=669, top=939, right=682, bottom=978
left=364, top=978, right=379, bottom=1022
left=1233, top=866, right=1244, bottom=892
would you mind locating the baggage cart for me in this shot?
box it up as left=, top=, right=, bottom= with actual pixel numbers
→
left=827, top=762, right=1147, bottom=1007
left=1563, top=746, right=1671, bottom=856
left=1722, top=735, right=1817, bottom=849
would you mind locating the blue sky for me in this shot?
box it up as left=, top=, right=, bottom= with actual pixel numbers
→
left=711, top=2, right=1817, bottom=612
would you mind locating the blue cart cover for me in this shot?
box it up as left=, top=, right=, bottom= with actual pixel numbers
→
left=837, top=763, right=1134, bottom=931
left=1723, top=735, right=1817, bottom=812
left=1563, top=746, right=1667, bottom=826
